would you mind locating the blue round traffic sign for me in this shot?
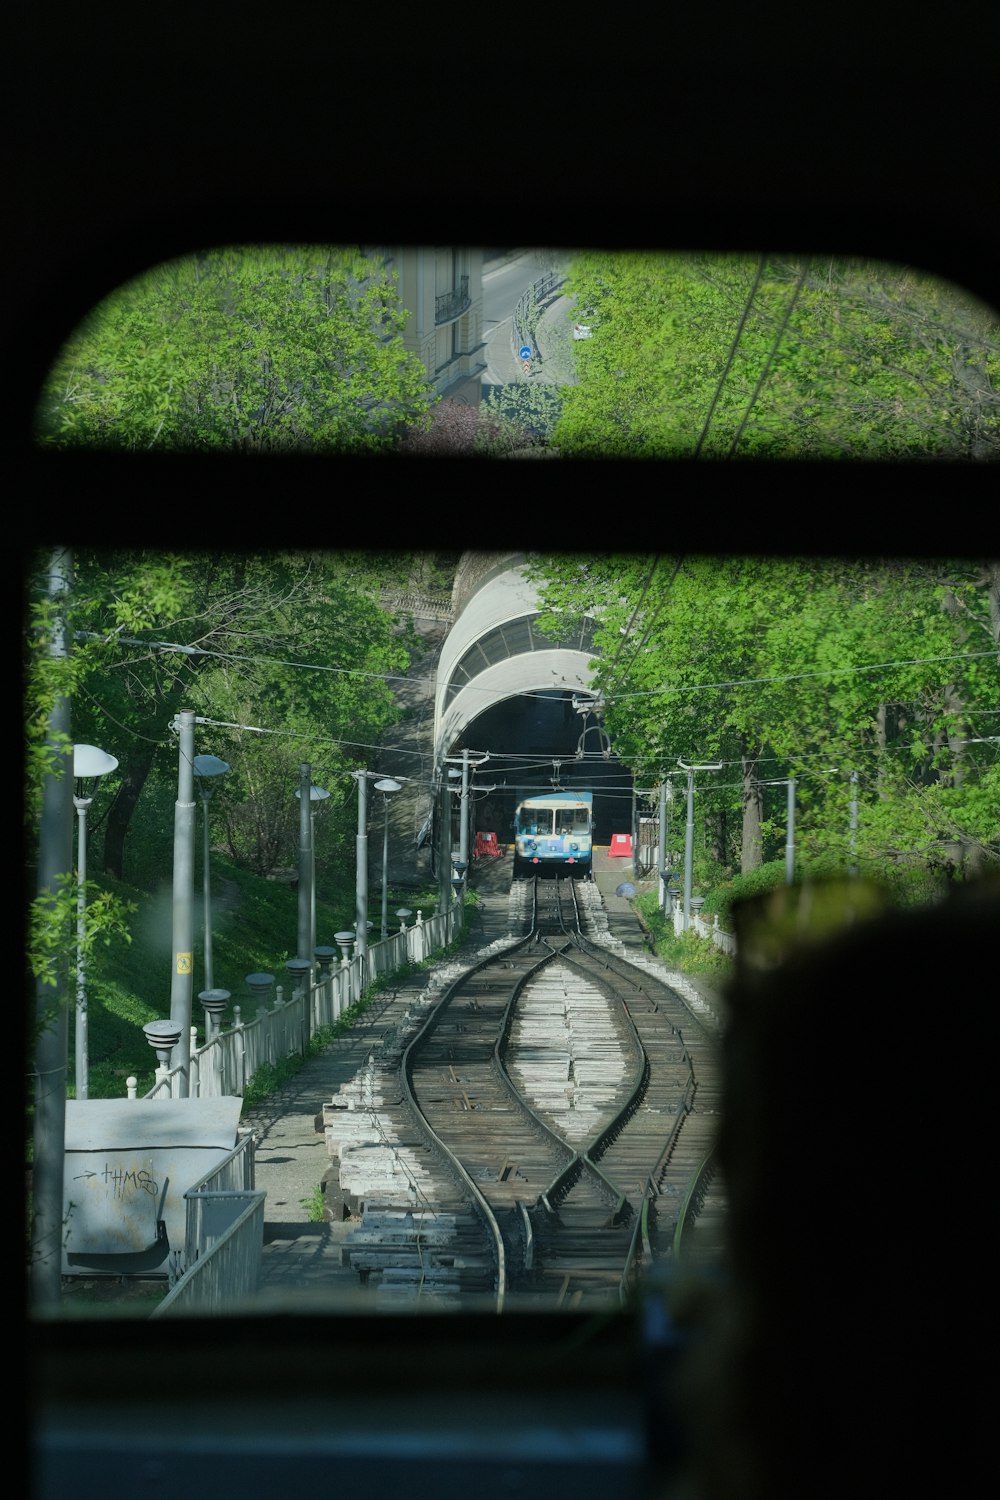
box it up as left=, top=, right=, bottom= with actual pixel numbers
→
left=518, top=346, right=532, bottom=359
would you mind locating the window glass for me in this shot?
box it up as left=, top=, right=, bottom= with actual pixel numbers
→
left=34, top=247, right=1000, bottom=459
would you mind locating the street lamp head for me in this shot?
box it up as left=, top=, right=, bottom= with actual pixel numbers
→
left=193, top=754, right=230, bottom=778
left=73, top=743, right=118, bottom=798
left=296, top=784, right=330, bottom=801
left=73, top=744, right=119, bottom=778
left=375, top=778, right=402, bottom=794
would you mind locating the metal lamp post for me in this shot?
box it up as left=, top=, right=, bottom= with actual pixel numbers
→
left=72, top=743, right=119, bottom=1100
left=193, top=753, right=230, bottom=994
left=785, top=776, right=796, bottom=885
left=295, top=774, right=330, bottom=963
left=374, top=778, right=401, bottom=939
left=678, top=759, right=722, bottom=930
left=168, top=708, right=197, bottom=1096
left=352, top=770, right=411, bottom=969
left=762, top=776, right=799, bottom=885
left=352, top=771, right=370, bottom=968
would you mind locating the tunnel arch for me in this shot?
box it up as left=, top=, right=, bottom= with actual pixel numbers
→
left=430, top=555, right=634, bottom=871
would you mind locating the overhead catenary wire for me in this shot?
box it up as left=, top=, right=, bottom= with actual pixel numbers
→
left=725, top=257, right=812, bottom=458
left=692, top=253, right=768, bottom=458
left=74, top=629, right=994, bottom=707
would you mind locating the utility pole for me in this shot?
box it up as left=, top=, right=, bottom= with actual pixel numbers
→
left=442, top=749, right=489, bottom=892
left=849, top=770, right=859, bottom=877
left=657, top=780, right=670, bottom=911
left=168, top=708, right=196, bottom=1096
left=353, top=770, right=369, bottom=967
left=785, top=776, right=796, bottom=885
left=631, top=782, right=638, bottom=879
left=678, top=759, right=722, bottom=930
left=31, top=546, right=74, bottom=1312
left=297, top=763, right=312, bottom=962
left=459, top=748, right=470, bottom=873
left=437, top=773, right=452, bottom=912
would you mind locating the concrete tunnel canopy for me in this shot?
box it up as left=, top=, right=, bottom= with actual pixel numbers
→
left=435, top=559, right=600, bottom=763
left=430, top=556, right=632, bottom=846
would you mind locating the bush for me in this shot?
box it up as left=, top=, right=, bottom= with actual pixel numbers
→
left=702, top=860, right=788, bottom=926
left=634, top=889, right=733, bottom=979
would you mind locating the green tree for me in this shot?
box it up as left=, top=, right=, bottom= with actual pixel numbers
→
left=553, top=253, right=1000, bottom=459
left=35, top=247, right=433, bottom=452
left=35, top=551, right=414, bottom=883
left=528, top=553, right=1000, bottom=889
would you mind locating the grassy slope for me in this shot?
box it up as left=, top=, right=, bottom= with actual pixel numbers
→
left=80, top=855, right=441, bottom=1100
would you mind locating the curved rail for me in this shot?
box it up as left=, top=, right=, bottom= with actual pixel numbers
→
left=332, top=871, right=722, bottom=1311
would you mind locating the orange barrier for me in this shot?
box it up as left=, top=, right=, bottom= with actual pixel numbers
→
left=608, top=834, right=633, bottom=857
left=474, top=831, right=503, bottom=859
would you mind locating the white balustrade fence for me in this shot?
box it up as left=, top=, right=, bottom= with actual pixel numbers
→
left=133, top=906, right=460, bottom=1102
left=669, top=899, right=737, bottom=957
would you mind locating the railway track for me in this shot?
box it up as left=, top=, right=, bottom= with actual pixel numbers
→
left=324, top=875, right=724, bottom=1311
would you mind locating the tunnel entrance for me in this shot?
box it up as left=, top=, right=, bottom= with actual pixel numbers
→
left=445, top=689, right=632, bottom=848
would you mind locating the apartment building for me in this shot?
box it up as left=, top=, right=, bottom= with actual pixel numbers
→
left=386, top=247, right=486, bottom=405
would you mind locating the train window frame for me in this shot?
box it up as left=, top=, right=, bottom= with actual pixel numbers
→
left=19, top=18, right=997, bottom=1497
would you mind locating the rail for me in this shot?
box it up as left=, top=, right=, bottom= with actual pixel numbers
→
left=672, top=1147, right=719, bottom=1262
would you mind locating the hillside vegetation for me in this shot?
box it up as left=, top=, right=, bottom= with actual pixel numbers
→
left=74, top=856, right=442, bottom=1101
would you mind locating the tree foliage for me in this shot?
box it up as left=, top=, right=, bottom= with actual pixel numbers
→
left=553, top=254, right=1000, bottom=459
left=397, top=387, right=561, bottom=457
left=528, top=553, right=1000, bottom=890
left=25, top=550, right=416, bottom=884
left=35, top=247, right=433, bottom=452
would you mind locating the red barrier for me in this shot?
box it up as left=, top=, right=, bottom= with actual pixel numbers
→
left=474, top=831, right=503, bottom=859
left=608, top=834, right=632, bottom=857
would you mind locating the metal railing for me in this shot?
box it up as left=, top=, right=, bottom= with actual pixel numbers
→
left=150, top=1135, right=261, bottom=1314
left=435, top=275, right=470, bottom=324
left=512, top=270, right=567, bottom=358
left=152, top=1189, right=264, bottom=1316
left=133, top=904, right=462, bottom=1101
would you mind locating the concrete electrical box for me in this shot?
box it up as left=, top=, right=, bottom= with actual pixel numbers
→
left=61, top=1096, right=245, bottom=1275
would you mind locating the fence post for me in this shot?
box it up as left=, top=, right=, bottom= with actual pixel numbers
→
left=315, top=948, right=337, bottom=1030
left=126, top=1076, right=137, bottom=1100
left=233, top=1005, right=245, bottom=1096
left=285, top=958, right=312, bottom=1054
left=188, top=1025, right=200, bottom=1097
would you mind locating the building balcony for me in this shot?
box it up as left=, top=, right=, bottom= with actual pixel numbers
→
left=435, top=275, right=471, bottom=325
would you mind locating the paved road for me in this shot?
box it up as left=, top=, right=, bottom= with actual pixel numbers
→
left=481, top=250, right=579, bottom=388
